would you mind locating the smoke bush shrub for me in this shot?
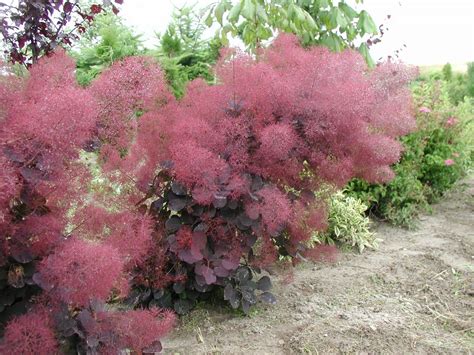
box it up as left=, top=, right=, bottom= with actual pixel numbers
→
left=0, top=54, right=174, bottom=352
left=1, top=33, right=415, bottom=350
left=93, top=34, right=416, bottom=313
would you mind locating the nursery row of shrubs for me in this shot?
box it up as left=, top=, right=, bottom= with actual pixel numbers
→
left=71, top=11, right=473, bottom=231
left=0, top=34, right=417, bottom=352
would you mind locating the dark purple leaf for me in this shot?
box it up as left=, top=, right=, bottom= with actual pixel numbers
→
left=235, top=266, right=251, bottom=283
left=171, top=181, right=187, bottom=196
left=195, top=264, right=216, bottom=284
left=227, top=199, right=239, bottom=209
left=178, top=249, right=202, bottom=264
left=256, top=276, right=272, bottom=291
left=172, top=282, right=185, bottom=294
left=214, top=266, right=230, bottom=277
left=86, top=336, right=100, bottom=348
left=251, top=175, right=263, bottom=191
left=241, top=299, right=251, bottom=314
left=238, top=213, right=253, bottom=227
left=191, top=231, right=207, bottom=251
left=191, top=205, right=204, bottom=216
left=241, top=286, right=257, bottom=304
left=20, top=167, right=47, bottom=182
left=165, top=216, right=181, bottom=233
left=246, top=205, right=260, bottom=220
left=150, top=198, right=164, bottom=214
left=174, top=299, right=192, bottom=315
left=153, top=289, right=164, bottom=300
left=193, top=222, right=208, bottom=233
left=246, top=234, right=257, bottom=247
left=213, top=194, right=227, bottom=209
left=168, top=197, right=188, bottom=211
left=0, top=289, right=16, bottom=306
left=11, top=249, right=34, bottom=264
left=77, top=309, right=95, bottom=331
left=224, top=284, right=240, bottom=309
left=221, top=258, right=239, bottom=271
left=224, top=283, right=235, bottom=300
left=3, top=146, right=26, bottom=163
left=194, top=274, right=206, bottom=287
left=235, top=218, right=249, bottom=231
left=63, top=1, right=73, bottom=13
left=143, top=341, right=163, bottom=354
left=32, top=272, right=53, bottom=291
left=260, top=292, right=277, bottom=304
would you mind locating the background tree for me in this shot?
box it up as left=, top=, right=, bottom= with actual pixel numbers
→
left=205, top=0, right=378, bottom=65
left=72, top=11, right=143, bottom=86
left=0, top=0, right=123, bottom=66
left=442, top=62, right=453, bottom=81
left=466, top=62, right=474, bottom=97
left=154, top=5, right=222, bottom=98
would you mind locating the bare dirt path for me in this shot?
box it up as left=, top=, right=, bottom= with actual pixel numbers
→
left=163, top=177, right=474, bottom=354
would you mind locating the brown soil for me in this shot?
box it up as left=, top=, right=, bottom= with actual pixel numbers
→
left=163, top=177, right=474, bottom=354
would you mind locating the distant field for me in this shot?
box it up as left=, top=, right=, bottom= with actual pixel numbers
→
left=419, top=63, right=468, bottom=74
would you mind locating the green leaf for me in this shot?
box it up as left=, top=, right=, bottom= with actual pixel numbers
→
left=346, top=26, right=356, bottom=41
left=320, top=32, right=343, bottom=52
left=256, top=25, right=272, bottom=40
left=256, top=3, right=268, bottom=22
left=335, top=8, right=348, bottom=28
left=241, top=24, right=255, bottom=45
left=289, top=21, right=298, bottom=33
left=222, top=24, right=234, bottom=35
left=319, top=0, right=329, bottom=8
left=294, top=7, right=306, bottom=23
left=241, top=0, right=256, bottom=20
left=359, top=43, right=375, bottom=67
left=319, top=10, right=331, bottom=29
left=358, top=10, right=377, bottom=35
left=303, top=12, right=318, bottom=31
left=220, top=30, right=230, bottom=46
left=215, top=2, right=226, bottom=25
left=339, top=2, right=358, bottom=20
left=287, top=3, right=296, bottom=20
left=328, top=8, right=339, bottom=29
left=205, top=10, right=214, bottom=27
left=228, top=2, right=242, bottom=23
left=301, top=31, right=311, bottom=45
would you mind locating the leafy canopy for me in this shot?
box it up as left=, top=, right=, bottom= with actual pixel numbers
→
left=205, top=0, right=378, bottom=65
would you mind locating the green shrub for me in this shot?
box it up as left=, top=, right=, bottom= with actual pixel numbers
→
left=312, top=192, right=378, bottom=253
left=447, top=73, right=468, bottom=105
